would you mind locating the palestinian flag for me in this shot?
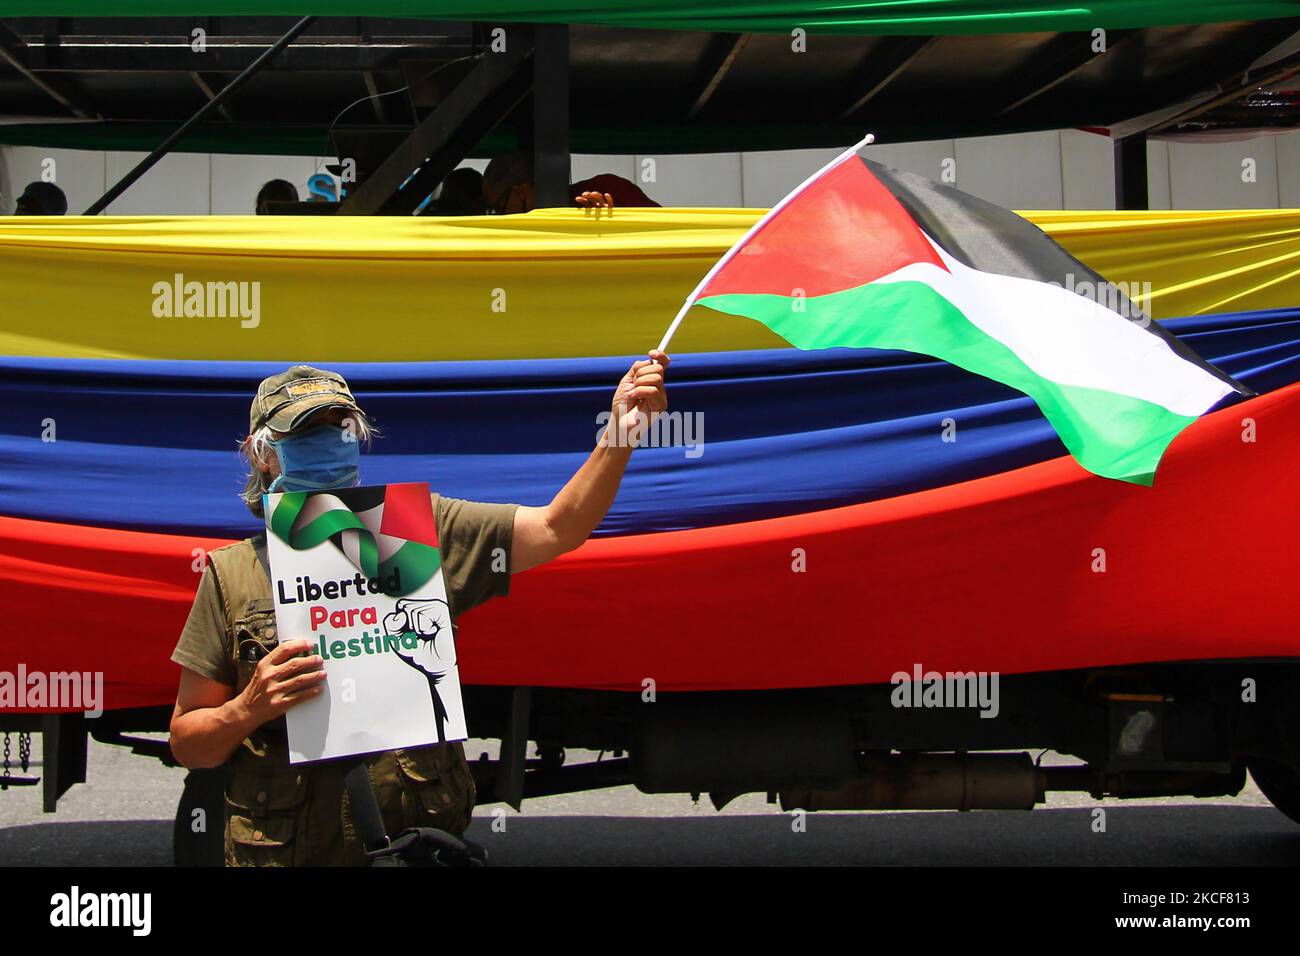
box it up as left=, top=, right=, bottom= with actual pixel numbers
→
left=674, top=138, right=1249, bottom=483
left=266, top=481, right=441, bottom=596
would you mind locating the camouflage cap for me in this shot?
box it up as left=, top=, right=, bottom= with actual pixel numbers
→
left=250, top=365, right=362, bottom=434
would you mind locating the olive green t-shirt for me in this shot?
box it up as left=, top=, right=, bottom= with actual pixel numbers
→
left=171, top=494, right=518, bottom=687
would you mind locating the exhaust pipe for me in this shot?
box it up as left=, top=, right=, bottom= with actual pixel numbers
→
left=781, top=753, right=1044, bottom=812
left=780, top=753, right=1246, bottom=811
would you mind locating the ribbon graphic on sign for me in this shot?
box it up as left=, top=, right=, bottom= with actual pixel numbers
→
left=267, top=484, right=441, bottom=597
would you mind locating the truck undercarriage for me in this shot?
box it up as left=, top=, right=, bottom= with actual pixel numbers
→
left=10, top=659, right=1298, bottom=865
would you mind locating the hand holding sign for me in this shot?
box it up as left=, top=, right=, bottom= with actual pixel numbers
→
left=238, top=639, right=327, bottom=726
left=384, top=598, right=455, bottom=680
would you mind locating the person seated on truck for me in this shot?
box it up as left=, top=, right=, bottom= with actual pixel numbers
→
left=482, top=149, right=660, bottom=214
left=430, top=166, right=487, bottom=216
left=254, top=178, right=299, bottom=215
left=168, top=357, right=668, bottom=866
left=13, top=181, right=67, bottom=215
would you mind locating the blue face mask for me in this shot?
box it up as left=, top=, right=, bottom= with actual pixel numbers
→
left=267, top=424, right=361, bottom=493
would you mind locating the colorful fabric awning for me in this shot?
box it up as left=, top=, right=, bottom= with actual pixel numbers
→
left=3, top=202, right=1298, bottom=712
left=3, top=208, right=1299, bottom=361
left=5, top=380, right=1296, bottom=711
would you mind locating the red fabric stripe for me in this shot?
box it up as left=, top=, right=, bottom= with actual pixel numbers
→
left=3, top=384, right=1297, bottom=711
left=699, top=155, right=944, bottom=299
left=0, top=523, right=232, bottom=712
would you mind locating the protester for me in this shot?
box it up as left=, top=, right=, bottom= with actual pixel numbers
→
left=169, top=355, right=668, bottom=865
left=255, top=178, right=299, bottom=214
left=432, top=166, right=486, bottom=215
left=14, top=181, right=68, bottom=215
left=482, top=149, right=660, bottom=213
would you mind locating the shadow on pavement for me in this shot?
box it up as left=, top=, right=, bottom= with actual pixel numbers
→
left=464, top=805, right=1300, bottom=867
left=0, top=820, right=173, bottom=866
left=3, top=805, right=1299, bottom=866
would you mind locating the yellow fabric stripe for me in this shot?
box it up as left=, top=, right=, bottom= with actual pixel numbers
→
left=2, top=207, right=1297, bottom=360
left=1023, top=209, right=1300, bottom=319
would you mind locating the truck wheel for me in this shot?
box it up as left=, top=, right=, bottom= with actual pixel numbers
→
left=1249, top=756, right=1300, bottom=826
left=173, top=768, right=226, bottom=867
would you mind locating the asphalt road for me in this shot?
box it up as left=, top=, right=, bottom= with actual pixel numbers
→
left=3, top=735, right=1299, bottom=866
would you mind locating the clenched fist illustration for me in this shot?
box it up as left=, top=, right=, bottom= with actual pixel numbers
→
left=383, top=598, right=455, bottom=681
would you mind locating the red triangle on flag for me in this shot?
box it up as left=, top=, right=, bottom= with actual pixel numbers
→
left=379, top=482, right=439, bottom=548
left=699, top=155, right=945, bottom=300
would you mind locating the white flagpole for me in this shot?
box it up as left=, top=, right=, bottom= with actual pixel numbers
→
left=653, top=132, right=875, bottom=355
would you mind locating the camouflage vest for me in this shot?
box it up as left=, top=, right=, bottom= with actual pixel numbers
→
left=207, top=538, right=476, bottom=867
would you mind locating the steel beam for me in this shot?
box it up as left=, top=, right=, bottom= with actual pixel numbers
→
left=362, top=70, right=388, bottom=123
left=338, top=31, right=533, bottom=215
left=837, top=37, right=936, bottom=121
left=687, top=32, right=747, bottom=120
left=84, top=15, right=316, bottom=215
left=41, top=714, right=87, bottom=813
left=1114, top=132, right=1148, bottom=211
left=189, top=70, right=234, bottom=121
left=0, top=19, right=96, bottom=118
left=1148, top=54, right=1300, bottom=134
left=996, top=30, right=1137, bottom=117
left=531, top=24, right=570, bottom=208
left=495, top=687, right=533, bottom=811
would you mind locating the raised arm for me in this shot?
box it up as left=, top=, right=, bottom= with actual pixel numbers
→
left=511, top=350, right=669, bottom=573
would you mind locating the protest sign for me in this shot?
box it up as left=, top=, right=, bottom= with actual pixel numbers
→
left=263, top=481, right=466, bottom=763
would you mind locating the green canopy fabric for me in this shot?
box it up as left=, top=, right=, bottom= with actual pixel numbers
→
left=0, top=1, right=1294, bottom=34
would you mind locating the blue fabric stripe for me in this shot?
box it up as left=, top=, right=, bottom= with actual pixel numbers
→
left=2, top=308, right=1298, bottom=538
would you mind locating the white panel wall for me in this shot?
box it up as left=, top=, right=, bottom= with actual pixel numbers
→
left=570, top=153, right=633, bottom=183
left=738, top=131, right=1118, bottom=211
left=101, top=151, right=213, bottom=215
left=739, top=141, right=970, bottom=209
left=1278, top=131, right=1300, bottom=208
left=3, top=129, right=1298, bottom=215
left=210, top=154, right=323, bottom=214
left=630, top=152, right=743, bottom=207
left=1165, top=136, right=1283, bottom=209
left=1060, top=128, right=1115, bottom=209
left=738, top=147, right=839, bottom=207
left=1146, top=139, right=1173, bottom=210
left=954, top=131, right=1064, bottom=209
